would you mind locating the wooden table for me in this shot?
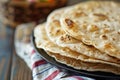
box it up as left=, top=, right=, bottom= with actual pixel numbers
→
left=0, top=26, right=32, bottom=80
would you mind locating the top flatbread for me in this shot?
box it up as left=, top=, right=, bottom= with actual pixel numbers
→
left=60, top=1, right=120, bottom=59
left=45, top=7, right=120, bottom=64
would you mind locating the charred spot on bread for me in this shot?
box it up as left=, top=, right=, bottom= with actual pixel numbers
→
left=65, top=18, right=75, bottom=28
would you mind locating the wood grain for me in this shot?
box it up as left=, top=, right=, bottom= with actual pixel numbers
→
left=10, top=51, right=32, bottom=80
left=0, top=26, right=13, bottom=80
left=0, top=26, right=32, bottom=80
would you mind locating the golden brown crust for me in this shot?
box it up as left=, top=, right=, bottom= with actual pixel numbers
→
left=60, top=1, right=120, bottom=59
left=47, top=52, right=120, bottom=75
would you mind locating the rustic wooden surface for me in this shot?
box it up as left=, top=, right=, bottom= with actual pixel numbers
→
left=0, top=26, right=13, bottom=80
left=11, top=51, right=32, bottom=80
left=0, top=26, right=32, bottom=80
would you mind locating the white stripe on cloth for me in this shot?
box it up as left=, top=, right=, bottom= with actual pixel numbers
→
left=44, top=67, right=66, bottom=80
left=31, top=55, right=44, bottom=66
left=32, top=64, right=52, bottom=77
left=30, top=50, right=42, bottom=61
left=52, top=72, right=67, bottom=80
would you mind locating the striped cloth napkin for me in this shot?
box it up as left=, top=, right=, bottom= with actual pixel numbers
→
left=15, top=23, right=95, bottom=80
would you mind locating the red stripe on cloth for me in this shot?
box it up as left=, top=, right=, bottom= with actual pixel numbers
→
left=31, top=49, right=36, bottom=55
left=45, top=70, right=60, bottom=80
left=72, top=76, right=83, bottom=80
left=32, top=59, right=46, bottom=69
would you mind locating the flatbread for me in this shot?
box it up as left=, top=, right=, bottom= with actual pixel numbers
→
left=47, top=51, right=120, bottom=75
left=45, top=7, right=120, bottom=64
left=34, top=23, right=120, bottom=67
left=60, top=1, right=120, bottom=59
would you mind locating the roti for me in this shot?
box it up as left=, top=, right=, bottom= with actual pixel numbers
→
left=45, top=7, right=120, bottom=64
left=47, top=51, right=120, bottom=75
left=34, top=23, right=120, bottom=67
left=60, top=1, right=120, bottom=59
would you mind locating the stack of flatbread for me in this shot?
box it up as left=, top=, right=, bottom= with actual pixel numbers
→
left=34, top=1, right=120, bottom=75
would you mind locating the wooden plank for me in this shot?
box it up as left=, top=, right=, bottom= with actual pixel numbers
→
left=0, top=56, right=12, bottom=80
left=0, top=23, right=32, bottom=80
left=0, top=26, right=14, bottom=80
left=10, top=51, right=32, bottom=80
left=0, top=58, right=5, bottom=78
